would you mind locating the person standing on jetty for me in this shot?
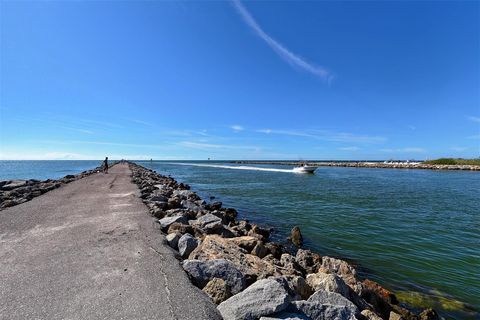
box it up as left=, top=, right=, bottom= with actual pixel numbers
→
left=103, top=157, right=109, bottom=174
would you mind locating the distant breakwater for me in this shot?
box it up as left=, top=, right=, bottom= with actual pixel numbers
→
left=231, top=161, right=480, bottom=171
left=128, top=161, right=442, bottom=320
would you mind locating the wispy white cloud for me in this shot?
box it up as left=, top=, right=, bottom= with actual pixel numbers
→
left=468, top=116, right=480, bottom=123
left=232, top=0, right=332, bottom=82
left=256, top=129, right=315, bottom=138
left=380, top=147, right=426, bottom=153
left=467, top=134, right=480, bottom=140
left=0, top=151, right=96, bottom=160
left=178, top=141, right=258, bottom=151
left=231, top=125, right=244, bottom=132
left=257, top=128, right=386, bottom=144
left=60, top=126, right=94, bottom=134
left=130, top=119, right=154, bottom=126
left=339, top=146, right=360, bottom=151
left=38, top=140, right=170, bottom=149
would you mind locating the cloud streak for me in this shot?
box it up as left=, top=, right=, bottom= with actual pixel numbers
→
left=178, top=141, right=259, bottom=151
left=257, top=128, right=386, bottom=144
left=339, top=146, right=360, bottom=151
left=232, top=0, right=332, bottom=81
left=231, top=125, right=244, bottom=132
left=380, top=147, right=426, bottom=153
left=468, top=116, right=480, bottom=123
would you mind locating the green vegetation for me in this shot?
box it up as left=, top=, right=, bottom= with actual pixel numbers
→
left=424, top=158, right=480, bottom=165
left=395, top=291, right=467, bottom=312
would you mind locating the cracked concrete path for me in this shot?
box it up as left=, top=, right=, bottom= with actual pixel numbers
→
left=0, top=163, right=221, bottom=320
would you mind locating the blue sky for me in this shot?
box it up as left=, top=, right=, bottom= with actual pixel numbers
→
left=1, top=0, right=479, bottom=160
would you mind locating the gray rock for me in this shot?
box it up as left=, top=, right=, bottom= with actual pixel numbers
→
left=150, top=195, right=168, bottom=202
left=178, top=234, right=199, bottom=258
left=181, top=200, right=201, bottom=212
left=165, top=233, right=180, bottom=250
left=158, top=215, right=188, bottom=229
left=217, top=278, right=290, bottom=320
left=182, top=259, right=246, bottom=294
left=173, top=189, right=196, bottom=199
left=290, top=290, right=359, bottom=320
left=280, top=253, right=304, bottom=276
left=306, top=272, right=370, bottom=310
left=296, top=249, right=322, bottom=274
left=306, top=272, right=350, bottom=297
left=191, top=213, right=223, bottom=233
left=1, top=180, right=27, bottom=190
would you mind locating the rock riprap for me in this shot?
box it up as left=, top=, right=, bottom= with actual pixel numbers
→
left=0, top=165, right=104, bottom=210
left=128, top=162, right=439, bottom=320
left=217, top=279, right=290, bottom=320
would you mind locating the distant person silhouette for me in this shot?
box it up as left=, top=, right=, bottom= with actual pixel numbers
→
left=103, top=157, right=109, bottom=174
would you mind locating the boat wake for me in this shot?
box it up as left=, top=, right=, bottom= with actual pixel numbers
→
left=168, top=162, right=296, bottom=173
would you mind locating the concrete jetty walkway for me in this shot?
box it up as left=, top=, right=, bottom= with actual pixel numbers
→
left=0, top=163, right=221, bottom=319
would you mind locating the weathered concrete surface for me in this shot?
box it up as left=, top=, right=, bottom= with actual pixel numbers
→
left=0, top=163, right=221, bottom=320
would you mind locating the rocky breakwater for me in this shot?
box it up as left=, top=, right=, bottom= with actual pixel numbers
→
left=129, top=162, right=440, bottom=320
left=0, top=165, right=105, bottom=210
left=232, top=161, right=480, bottom=171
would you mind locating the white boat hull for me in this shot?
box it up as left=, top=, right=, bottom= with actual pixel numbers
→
left=293, top=166, right=317, bottom=173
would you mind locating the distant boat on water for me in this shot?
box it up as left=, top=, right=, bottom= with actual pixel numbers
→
left=293, top=162, right=317, bottom=173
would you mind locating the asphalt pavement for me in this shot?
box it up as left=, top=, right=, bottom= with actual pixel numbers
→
left=0, top=163, right=221, bottom=320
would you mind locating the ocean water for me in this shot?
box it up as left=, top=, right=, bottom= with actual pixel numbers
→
left=1, top=160, right=479, bottom=318
left=135, top=161, right=479, bottom=319
left=0, top=160, right=103, bottom=180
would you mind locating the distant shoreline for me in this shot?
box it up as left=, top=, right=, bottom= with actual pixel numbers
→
left=230, top=160, right=480, bottom=171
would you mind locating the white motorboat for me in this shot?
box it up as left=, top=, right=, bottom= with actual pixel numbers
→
left=293, top=163, right=317, bottom=173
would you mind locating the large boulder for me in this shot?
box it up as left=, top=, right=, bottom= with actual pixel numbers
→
left=182, top=259, right=246, bottom=294
left=203, top=278, right=232, bottom=304
left=158, top=215, right=188, bottom=230
left=307, top=272, right=370, bottom=310
left=306, top=272, right=350, bottom=297
left=290, top=290, right=359, bottom=320
left=173, top=189, right=198, bottom=199
left=165, top=233, right=180, bottom=250
left=288, top=226, right=303, bottom=246
left=296, top=249, right=322, bottom=274
left=217, top=278, right=290, bottom=320
left=181, top=199, right=202, bottom=212
left=188, top=235, right=279, bottom=281
left=319, top=257, right=359, bottom=292
left=1, top=180, right=27, bottom=190
left=178, top=234, right=199, bottom=258
left=190, top=213, right=223, bottom=233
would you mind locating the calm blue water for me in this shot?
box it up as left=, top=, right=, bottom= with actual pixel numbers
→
left=1, top=160, right=478, bottom=318
left=0, top=160, right=103, bottom=180
left=136, top=161, right=480, bottom=319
